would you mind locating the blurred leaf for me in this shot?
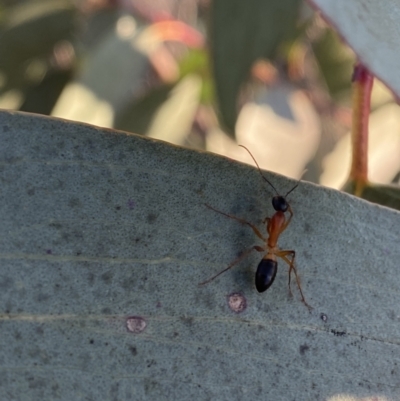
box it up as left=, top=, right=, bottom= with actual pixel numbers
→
left=52, top=21, right=149, bottom=127
left=20, top=69, right=72, bottom=115
left=309, top=0, right=400, bottom=99
left=207, top=84, right=321, bottom=179
left=179, top=48, right=215, bottom=104
left=210, top=0, right=302, bottom=134
left=0, top=0, right=76, bottom=93
left=343, top=180, right=400, bottom=211
left=114, top=84, right=174, bottom=135
left=311, top=28, right=354, bottom=102
left=146, top=74, right=202, bottom=145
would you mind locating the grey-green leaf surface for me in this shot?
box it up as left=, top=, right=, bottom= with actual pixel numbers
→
left=1, top=111, right=400, bottom=400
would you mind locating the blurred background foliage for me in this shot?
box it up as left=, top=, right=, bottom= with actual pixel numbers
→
left=1, top=0, right=399, bottom=194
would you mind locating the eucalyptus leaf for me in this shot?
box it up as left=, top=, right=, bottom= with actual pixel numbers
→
left=1, top=111, right=400, bottom=400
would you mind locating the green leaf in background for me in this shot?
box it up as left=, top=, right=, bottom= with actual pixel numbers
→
left=0, top=0, right=76, bottom=94
left=210, top=0, right=302, bottom=134
left=179, top=48, right=215, bottom=105
left=20, top=69, right=73, bottom=115
left=114, top=84, right=174, bottom=135
left=311, top=27, right=354, bottom=103
left=343, top=180, right=400, bottom=211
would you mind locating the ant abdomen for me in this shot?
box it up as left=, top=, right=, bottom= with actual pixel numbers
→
left=255, top=258, right=277, bottom=292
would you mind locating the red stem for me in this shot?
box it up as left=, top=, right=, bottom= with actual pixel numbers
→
left=350, top=63, right=373, bottom=195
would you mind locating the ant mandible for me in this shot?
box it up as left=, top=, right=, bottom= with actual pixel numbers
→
left=200, top=145, right=312, bottom=310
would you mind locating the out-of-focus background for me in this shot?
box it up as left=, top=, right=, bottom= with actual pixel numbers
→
left=1, top=0, right=399, bottom=188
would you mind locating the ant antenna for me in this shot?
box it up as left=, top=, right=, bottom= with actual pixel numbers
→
left=239, top=145, right=279, bottom=195
left=239, top=145, right=302, bottom=198
left=284, top=182, right=299, bottom=198
left=284, top=169, right=307, bottom=197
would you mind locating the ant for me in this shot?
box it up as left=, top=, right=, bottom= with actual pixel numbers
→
left=200, top=145, right=312, bottom=310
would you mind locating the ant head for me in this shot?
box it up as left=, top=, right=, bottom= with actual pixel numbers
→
left=272, top=181, right=298, bottom=212
left=238, top=145, right=300, bottom=212
left=272, top=195, right=289, bottom=212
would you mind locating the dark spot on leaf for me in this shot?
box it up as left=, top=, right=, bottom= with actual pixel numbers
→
left=0, top=276, right=13, bottom=290
left=49, top=222, right=62, bottom=229
left=331, top=329, right=346, bottom=337
left=121, top=277, right=136, bottom=290
left=180, top=316, right=194, bottom=326
left=87, top=272, right=95, bottom=285
left=146, top=359, right=156, bottom=368
left=304, top=222, right=312, bottom=233
left=147, top=213, right=157, bottom=223
left=68, top=197, right=82, bottom=208
left=299, top=344, right=309, bottom=355
left=35, top=326, right=44, bottom=335
left=101, top=271, right=113, bottom=283
left=36, top=293, right=50, bottom=302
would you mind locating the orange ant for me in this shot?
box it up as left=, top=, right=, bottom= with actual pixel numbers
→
left=200, top=145, right=312, bottom=310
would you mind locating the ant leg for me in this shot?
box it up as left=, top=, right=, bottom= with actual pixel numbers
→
left=199, top=245, right=264, bottom=286
left=205, top=204, right=266, bottom=241
left=262, top=217, right=270, bottom=225
left=276, top=250, right=312, bottom=310
left=278, top=250, right=295, bottom=295
left=277, top=206, right=293, bottom=235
